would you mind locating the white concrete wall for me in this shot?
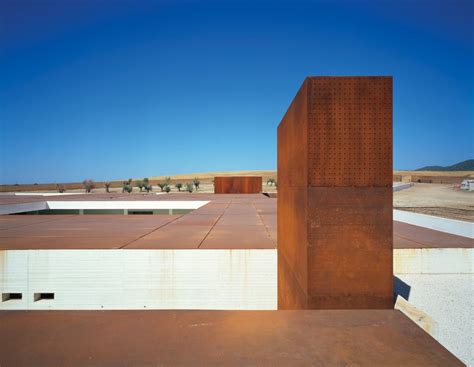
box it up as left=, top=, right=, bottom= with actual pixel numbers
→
left=0, top=249, right=277, bottom=310
left=0, top=201, right=48, bottom=215
left=393, top=182, right=413, bottom=192
left=395, top=247, right=473, bottom=366
left=0, top=200, right=210, bottom=215
left=47, top=200, right=209, bottom=210
left=394, top=248, right=473, bottom=274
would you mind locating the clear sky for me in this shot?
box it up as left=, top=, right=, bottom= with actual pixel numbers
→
left=1, top=0, right=472, bottom=184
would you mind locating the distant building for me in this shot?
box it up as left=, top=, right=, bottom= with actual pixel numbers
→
left=461, top=179, right=474, bottom=191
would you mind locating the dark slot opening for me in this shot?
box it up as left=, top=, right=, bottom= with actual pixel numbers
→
left=34, top=293, right=55, bottom=302
left=2, top=293, right=22, bottom=302
left=129, top=210, right=154, bottom=215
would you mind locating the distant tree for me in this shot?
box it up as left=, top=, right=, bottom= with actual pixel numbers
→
left=56, top=184, right=66, bottom=193
left=122, top=184, right=133, bottom=193
left=104, top=182, right=111, bottom=193
left=143, top=177, right=150, bottom=185
left=83, top=179, right=95, bottom=193
left=267, top=178, right=276, bottom=186
left=185, top=183, right=194, bottom=193
left=157, top=183, right=166, bottom=192
left=144, top=184, right=153, bottom=193
left=175, top=182, right=183, bottom=192
left=164, top=176, right=171, bottom=185
left=164, top=185, right=171, bottom=193
left=193, top=178, right=200, bottom=191
left=136, top=180, right=144, bottom=192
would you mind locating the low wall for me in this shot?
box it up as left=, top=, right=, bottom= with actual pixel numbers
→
left=214, top=176, right=262, bottom=194
left=0, top=249, right=277, bottom=310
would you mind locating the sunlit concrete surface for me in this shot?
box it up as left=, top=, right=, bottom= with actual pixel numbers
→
left=0, top=249, right=277, bottom=310
left=395, top=246, right=473, bottom=366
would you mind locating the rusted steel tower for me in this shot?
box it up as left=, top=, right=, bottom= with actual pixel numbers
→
left=278, top=76, right=393, bottom=309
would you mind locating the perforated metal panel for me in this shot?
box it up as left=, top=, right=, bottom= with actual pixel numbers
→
left=308, top=77, right=392, bottom=187
left=278, top=76, right=393, bottom=310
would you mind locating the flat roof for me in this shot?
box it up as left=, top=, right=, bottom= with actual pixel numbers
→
left=0, top=310, right=463, bottom=367
left=0, top=193, right=471, bottom=250
left=0, top=194, right=275, bottom=250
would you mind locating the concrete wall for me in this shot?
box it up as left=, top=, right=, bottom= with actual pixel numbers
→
left=395, top=248, right=473, bottom=366
left=0, top=249, right=277, bottom=310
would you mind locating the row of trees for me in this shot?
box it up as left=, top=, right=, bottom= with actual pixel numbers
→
left=57, top=177, right=273, bottom=193
left=122, top=177, right=200, bottom=193
left=55, top=177, right=202, bottom=194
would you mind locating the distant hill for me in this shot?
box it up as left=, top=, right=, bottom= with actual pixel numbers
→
left=416, top=159, right=474, bottom=172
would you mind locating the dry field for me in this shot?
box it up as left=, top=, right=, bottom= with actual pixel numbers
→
left=394, top=170, right=474, bottom=177
left=0, top=170, right=278, bottom=193
left=2, top=171, right=473, bottom=221
left=394, top=183, right=473, bottom=222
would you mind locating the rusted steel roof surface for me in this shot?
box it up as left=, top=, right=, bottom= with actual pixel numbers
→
left=0, top=194, right=471, bottom=250
left=394, top=221, right=473, bottom=249
left=0, top=310, right=463, bottom=367
left=0, top=195, right=277, bottom=250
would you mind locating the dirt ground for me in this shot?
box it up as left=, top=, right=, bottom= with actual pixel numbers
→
left=394, top=183, right=474, bottom=222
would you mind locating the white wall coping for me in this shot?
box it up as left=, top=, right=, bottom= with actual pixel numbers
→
left=0, top=201, right=48, bottom=215
left=11, top=192, right=83, bottom=196
left=0, top=200, right=210, bottom=214
left=46, top=200, right=209, bottom=210
left=394, top=210, right=473, bottom=239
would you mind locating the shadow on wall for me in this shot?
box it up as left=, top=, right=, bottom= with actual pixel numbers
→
left=393, top=276, right=411, bottom=306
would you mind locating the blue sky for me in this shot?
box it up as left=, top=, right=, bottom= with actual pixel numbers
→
left=1, top=0, right=472, bottom=184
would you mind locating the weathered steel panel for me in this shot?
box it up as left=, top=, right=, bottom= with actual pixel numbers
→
left=0, top=310, right=464, bottom=366
left=308, top=77, right=392, bottom=187
left=278, top=76, right=393, bottom=309
left=214, top=176, right=262, bottom=194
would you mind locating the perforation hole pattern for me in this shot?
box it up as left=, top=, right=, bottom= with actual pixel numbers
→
left=308, top=77, right=392, bottom=187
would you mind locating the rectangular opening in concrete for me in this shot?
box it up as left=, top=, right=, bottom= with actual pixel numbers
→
left=34, top=293, right=55, bottom=302
left=10, top=209, right=196, bottom=215
left=1, top=200, right=210, bottom=215
left=2, top=293, right=22, bottom=302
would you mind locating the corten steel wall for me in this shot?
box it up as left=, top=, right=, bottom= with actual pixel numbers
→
left=214, top=177, right=262, bottom=194
left=277, top=76, right=393, bottom=309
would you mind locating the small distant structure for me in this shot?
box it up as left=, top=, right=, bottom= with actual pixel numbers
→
left=214, top=176, right=262, bottom=194
left=409, top=175, right=469, bottom=184
left=461, top=179, right=474, bottom=191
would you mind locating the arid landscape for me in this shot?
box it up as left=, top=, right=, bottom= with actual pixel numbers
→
left=1, top=170, right=472, bottom=221
left=394, top=183, right=473, bottom=221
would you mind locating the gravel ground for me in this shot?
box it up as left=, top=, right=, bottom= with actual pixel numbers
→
left=394, top=184, right=474, bottom=222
